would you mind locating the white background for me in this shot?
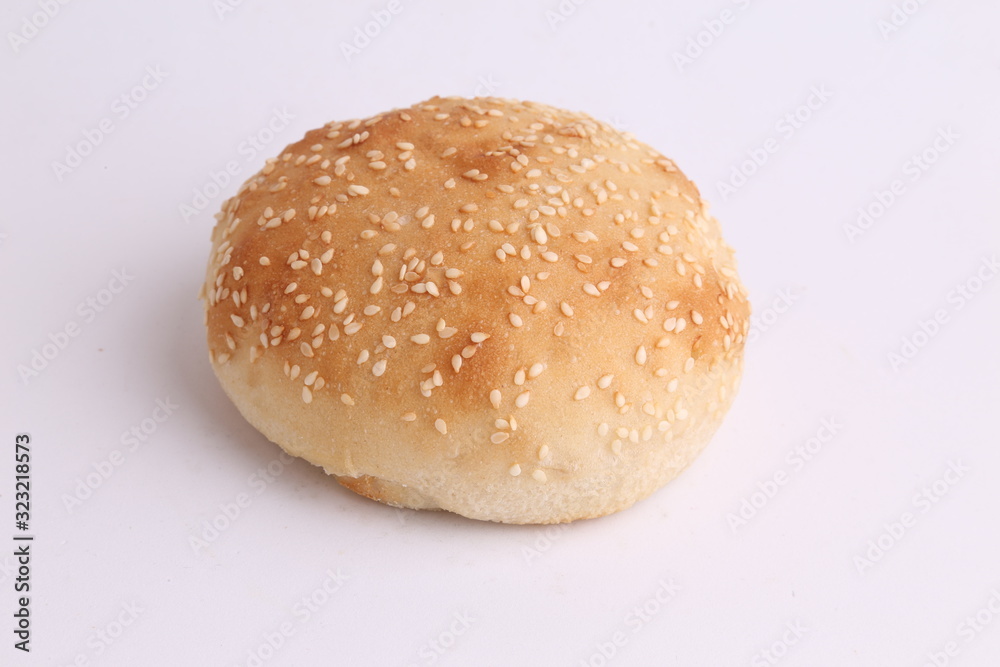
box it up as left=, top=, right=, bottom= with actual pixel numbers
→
left=2, top=0, right=999, bottom=665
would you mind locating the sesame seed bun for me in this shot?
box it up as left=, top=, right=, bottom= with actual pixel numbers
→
left=201, top=96, right=749, bottom=524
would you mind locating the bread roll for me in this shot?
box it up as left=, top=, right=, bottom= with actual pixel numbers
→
left=201, top=96, right=749, bottom=524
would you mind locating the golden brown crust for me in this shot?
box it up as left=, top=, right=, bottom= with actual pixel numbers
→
left=202, top=96, right=749, bottom=524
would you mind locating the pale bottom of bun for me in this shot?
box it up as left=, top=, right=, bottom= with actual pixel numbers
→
left=211, top=351, right=742, bottom=524
left=334, top=474, right=443, bottom=511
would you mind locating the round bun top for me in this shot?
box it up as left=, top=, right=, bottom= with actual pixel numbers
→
left=202, top=96, right=750, bottom=524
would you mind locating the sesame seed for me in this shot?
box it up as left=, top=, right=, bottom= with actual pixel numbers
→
left=382, top=335, right=396, bottom=348
left=434, top=419, right=447, bottom=435
left=341, top=394, right=354, bottom=405
left=515, top=391, right=530, bottom=408
left=509, top=313, right=524, bottom=327
left=532, top=470, right=547, bottom=482
left=348, top=184, right=370, bottom=196
left=583, top=283, right=601, bottom=297
left=635, top=346, right=647, bottom=365
left=471, top=332, right=489, bottom=343
left=560, top=302, right=574, bottom=317
left=402, top=412, right=416, bottom=421
left=490, top=390, right=502, bottom=409
left=598, top=374, right=614, bottom=389
left=574, top=386, right=591, bottom=400
left=313, top=175, right=331, bottom=186
left=301, top=387, right=313, bottom=404
left=692, top=310, right=704, bottom=325
left=372, top=359, right=387, bottom=376
left=538, top=445, right=549, bottom=460
left=451, top=355, right=462, bottom=373
left=509, top=464, right=521, bottom=477
left=528, top=363, right=544, bottom=379
left=491, top=432, right=510, bottom=444
left=304, top=371, right=318, bottom=385
left=230, top=314, right=245, bottom=327
left=410, top=334, right=430, bottom=344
